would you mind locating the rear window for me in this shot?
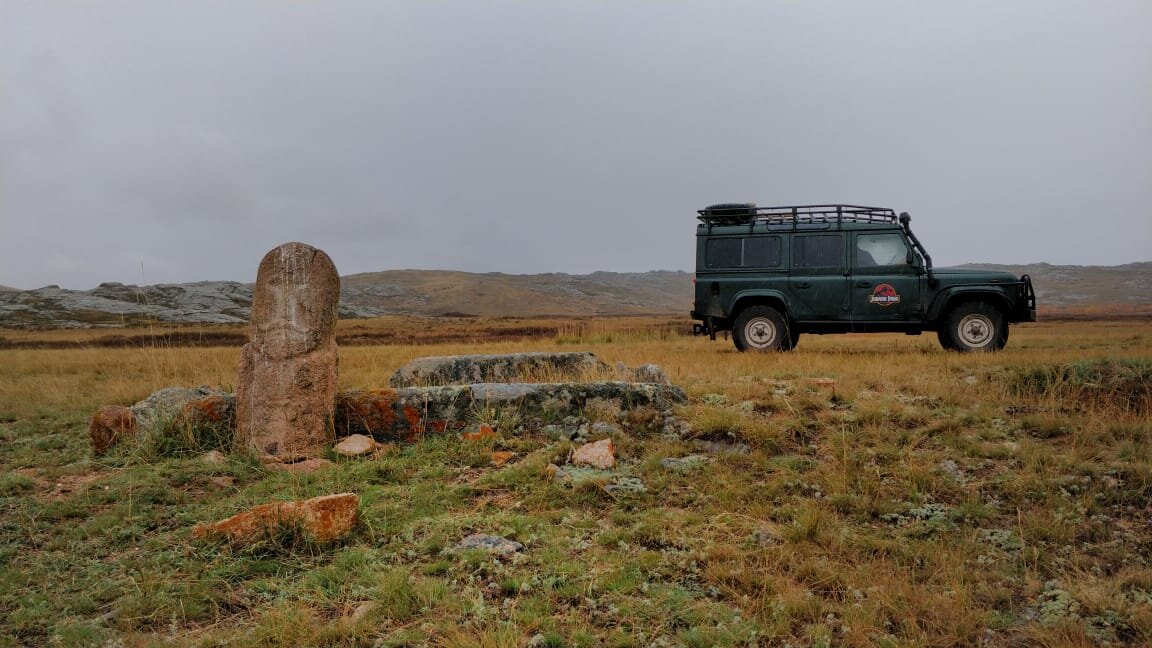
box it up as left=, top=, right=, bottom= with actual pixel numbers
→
left=705, top=236, right=782, bottom=268
left=793, top=235, right=842, bottom=268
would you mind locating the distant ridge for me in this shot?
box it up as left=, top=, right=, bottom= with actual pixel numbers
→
left=958, top=262, right=1152, bottom=307
left=1, top=264, right=1148, bottom=329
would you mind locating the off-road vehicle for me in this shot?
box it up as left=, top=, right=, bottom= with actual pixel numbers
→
left=690, top=204, right=1035, bottom=352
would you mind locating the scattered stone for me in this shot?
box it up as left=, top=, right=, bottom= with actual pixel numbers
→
left=348, top=602, right=378, bottom=624
left=588, top=421, right=621, bottom=437
left=390, top=352, right=610, bottom=387
left=693, top=440, right=751, bottom=455
left=660, top=455, right=710, bottom=473
left=201, top=450, right=228, bottom=465
left=268, top=458, right=336, bottom=474
left=547, top=464, right=613, bottom=486
left=454, top=533, right=524, bottom=554
left=629, top=364, right=670, bottom=385
left=604, top=477, right=647, bottom=494
left=753, top=525, right=782, bottom=546
left=334, top=434, right=377, bottom=457
left=462, top=423, right=496, bottom=441
left=962, top=375, right=979, bottom=385
left=572, top=438, right=616, bottom=470
left=806, top=377, right=837, bottom=388
left=938, top=459, right=966, bottom=483
left=491, top=451, right=516, bottom=467
left=193, top=492, right=358, bottom=544
left=542, top=423, right=582, bottom=442
left=236, top=242, right=341, bottom=462
left=89, top=405, right=136, bottom=455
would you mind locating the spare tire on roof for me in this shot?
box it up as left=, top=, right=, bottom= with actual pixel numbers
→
left=702, top=203, right=757, bottom=218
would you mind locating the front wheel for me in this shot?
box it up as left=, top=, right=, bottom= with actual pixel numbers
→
left=938, top=301, right=1008, bottom=352
left=733, top=306, right=794, bottom=352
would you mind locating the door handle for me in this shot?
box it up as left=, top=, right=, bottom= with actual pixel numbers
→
left=856, top=281, right=871, bottom=288
left=796, top=282, right=811, bottom=289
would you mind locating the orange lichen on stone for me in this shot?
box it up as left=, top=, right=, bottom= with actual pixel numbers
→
left=462, top=423, right=496, bottom=441
left=180, top=395, right=235, bottom=426
left=491, top=451, right=516, bottom=467
left=193, top=492, right=359, bottom=544
left=89, top=406, right=137, bottom=455
left=401, top=404, right=423, bottom=434
left=335, top=388, right=398, bottom=437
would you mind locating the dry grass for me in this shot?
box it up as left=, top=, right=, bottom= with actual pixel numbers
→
left=1, top=318, right=1150, bottom=646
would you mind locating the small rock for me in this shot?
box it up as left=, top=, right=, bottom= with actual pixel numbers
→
left=269, top=458, right=336, bottom=474
left=660, top=455, right=709, bottom=473
left=806, top=377, right=837, bottom=388
left=89, top=405, right=137, bottom=455
left=589, top=421, right=621, bottom=437
left=462, top=423, right=496, bottom=441
left=604, top=477, right=647, bottom=494
left=963, top=375, right=979, bottom=385
left=542, top=424, right=581, bottom=441
left=753, top=525, right=782, bottom=546
left=334, top=434, right=377, bottom=457
left=491, top=451, right=516, bottom=467
left=454, top=533, right=524, bottom=554
left=348, top=601, right=378, bottom=624
left=202, top=450, right=228, bottom=465
left=572, top=438, right=616, bottom=470
left=938, top=459, right=966, bottom=483
left=693, top=440, right=750, bottom=455
left=193, top=492, right=359, bottom=544
left=630, top=364, right=670, bottom=385
left=548, top=464, right=614, bottom=486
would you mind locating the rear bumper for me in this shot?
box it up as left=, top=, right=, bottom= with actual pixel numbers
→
left=1011, top=274, right=1037, bottom=322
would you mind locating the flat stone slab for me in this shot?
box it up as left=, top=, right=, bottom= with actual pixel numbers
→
left=389, top=352, right=610, bottom=387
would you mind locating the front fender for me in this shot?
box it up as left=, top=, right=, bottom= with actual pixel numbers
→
left=927, top=287, right=1013, bottom=321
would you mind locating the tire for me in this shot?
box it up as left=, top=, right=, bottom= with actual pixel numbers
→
left=733, top=305, right=794, bottom=352
left=938, top=301, right=1008, bottom=352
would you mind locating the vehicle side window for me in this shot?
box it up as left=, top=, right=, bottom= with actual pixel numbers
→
left=793, top=235, right=842, bottom=268
left=705, top=238, right=742, bottom=268
left=705, top=236, right=782, bottom=268
left=744, top=236, right=781, bottom=267
left=856, top=233, right=909, bottom=268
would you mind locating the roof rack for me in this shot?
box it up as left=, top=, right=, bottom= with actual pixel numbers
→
left=697, top=203, right=897, bottom=227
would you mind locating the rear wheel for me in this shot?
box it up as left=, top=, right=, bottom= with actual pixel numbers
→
left=938, top=301, right=1008, bottom=352
left=733, top=306, right=794, bottom=352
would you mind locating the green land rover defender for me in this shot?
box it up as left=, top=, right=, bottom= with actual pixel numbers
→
left=690, top=204, right=1036, bottom=352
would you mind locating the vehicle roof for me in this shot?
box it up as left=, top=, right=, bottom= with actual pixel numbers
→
left=697, top=221, right=904, bottom=236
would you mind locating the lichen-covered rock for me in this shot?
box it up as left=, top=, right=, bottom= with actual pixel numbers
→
left=389, top=352, right=610, bottom=387
left=454, top=533, right=524, bottom=554
left=236, top=243, right=341, bottom=461
left=630, top=364, right=670, bottom=385
left=178, top=394, right=236, bottom=428
left=193, top=492, right=358, bottom=544
left=130, top=386, right=229, bottom=434
left=89, top=405, right=137, bottom=455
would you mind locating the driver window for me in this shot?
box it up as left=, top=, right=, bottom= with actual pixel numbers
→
left=856, top=233, right=909, bottom=268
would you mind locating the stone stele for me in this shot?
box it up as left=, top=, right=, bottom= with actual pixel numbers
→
left=236, top=242, right=340, bottom=461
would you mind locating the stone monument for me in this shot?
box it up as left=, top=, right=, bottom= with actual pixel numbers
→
left=236, top=242, right=340, bottom=461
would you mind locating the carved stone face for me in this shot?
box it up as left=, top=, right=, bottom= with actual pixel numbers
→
left=249, top=242, right=340, bottom=360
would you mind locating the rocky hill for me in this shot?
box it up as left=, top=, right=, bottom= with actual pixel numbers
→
left=1, top=263, right=1148, bottom=329
left=959, top=262, right=1152, bottom=308
left=0, top=271, right=691, bottom=329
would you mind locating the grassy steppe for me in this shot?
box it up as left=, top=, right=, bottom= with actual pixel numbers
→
left=1, top=319, right=1150, bottom=647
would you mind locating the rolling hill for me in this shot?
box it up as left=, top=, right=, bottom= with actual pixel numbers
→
left=0, top=263, right=1148, bottom=329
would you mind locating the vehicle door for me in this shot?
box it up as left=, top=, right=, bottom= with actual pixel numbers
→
left=701, top=234, right=787, bottom=317
left=788, top=233, right=848, bottom=321
left=849, top=232, right=921, bottom=322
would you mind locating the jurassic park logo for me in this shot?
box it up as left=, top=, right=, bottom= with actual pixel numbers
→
left=869, top=283, right=901, bottom=307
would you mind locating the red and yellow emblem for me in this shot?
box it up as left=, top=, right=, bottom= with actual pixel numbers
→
left=869, top=283, right=901, bottom=307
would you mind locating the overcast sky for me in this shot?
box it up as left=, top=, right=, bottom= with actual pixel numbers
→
left=2, top=1, right=1150, bottom=290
